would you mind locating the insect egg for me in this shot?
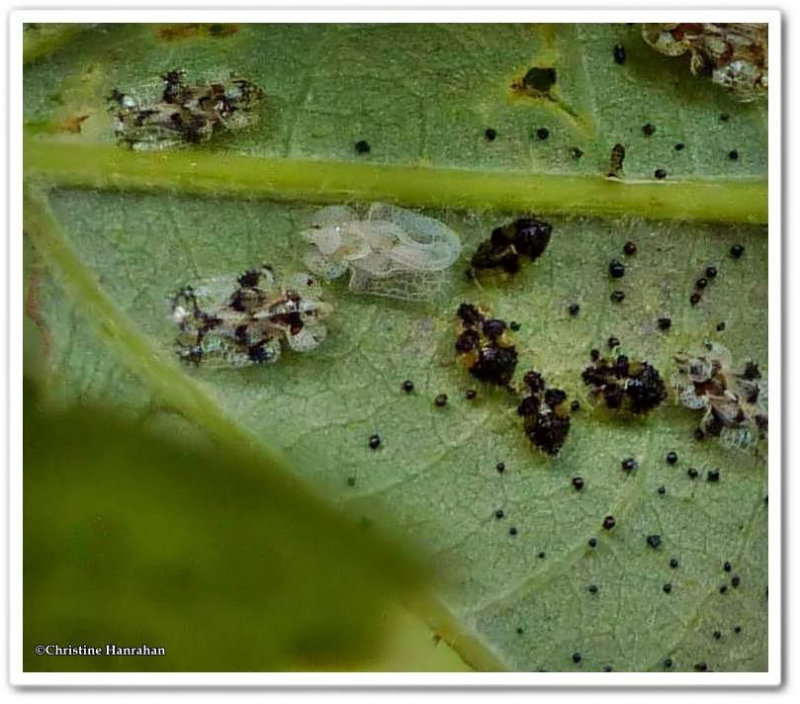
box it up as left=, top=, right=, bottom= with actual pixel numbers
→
left=609, top=260, right=625, bottom=278
left=646, top=534, right=662, bottom=549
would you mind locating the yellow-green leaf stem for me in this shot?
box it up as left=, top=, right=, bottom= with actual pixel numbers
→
left=25, top=140, right=767, bottom=224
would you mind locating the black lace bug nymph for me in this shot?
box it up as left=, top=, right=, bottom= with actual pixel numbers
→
left=455, top=303, right=519, bottom=387
left=470, top=217, right=552, bottom=276
left=517, top=370, right=571, bottom=455
left=582, top=353, right=667, bottom=414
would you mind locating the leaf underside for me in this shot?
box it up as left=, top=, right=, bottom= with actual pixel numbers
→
left=23, top=22, right=769, bottom=673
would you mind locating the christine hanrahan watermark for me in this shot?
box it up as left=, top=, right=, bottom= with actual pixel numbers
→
left=34, top=643, right=167, bottom=657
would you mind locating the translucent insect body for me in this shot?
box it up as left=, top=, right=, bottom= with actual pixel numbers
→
left=300, top=203, right=462, bottom=301
left=170, top=266, right=331, bottom=367
left=672, top=342, right=767, bottom=449
left=109, top=69, right=262, bottom=149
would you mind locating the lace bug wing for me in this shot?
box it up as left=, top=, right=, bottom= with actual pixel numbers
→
left=351, top=203, right=461, bottom=300
left=303, top=249, right=349, bottom=280
left=366, top=203, right=462, bottom=271
left=346, top=266, right=443, bottom=302
left=308, top=205, right=359, bottom=229
left=285, top=322, right=328, bottom=353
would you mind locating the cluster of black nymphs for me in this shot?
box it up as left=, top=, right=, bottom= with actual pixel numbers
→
left=581, top=353, right=667, bottom=414
left=517, top=371, right=571, bottom=456
left=455, top=303, right=519, bottom=387
left=470, top=217, right=552, bottom=274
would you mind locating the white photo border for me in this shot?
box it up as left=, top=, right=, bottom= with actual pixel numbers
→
left=7, top=7, right=782, bottom=688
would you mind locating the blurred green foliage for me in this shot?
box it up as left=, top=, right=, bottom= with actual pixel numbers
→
left=24, top=379, right=425, bottom=672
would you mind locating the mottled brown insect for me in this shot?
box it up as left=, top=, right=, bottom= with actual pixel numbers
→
left=608, top=143, right=626, bottom=178
left=170, top=266, right=331, bottom=367
left=109, top=69, right=262, bottom=149
left=641, top=23, right=767, bottom=102
left=672, top=342, right=767, bottom=450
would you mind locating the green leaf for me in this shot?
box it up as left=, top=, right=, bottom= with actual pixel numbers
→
left=24, top=387, right=430, bottom=672
left=23, top=22, right=768, bottom=672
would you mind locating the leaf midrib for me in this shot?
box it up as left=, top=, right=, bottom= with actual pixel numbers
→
left=25, top=139, right=768, bottom=224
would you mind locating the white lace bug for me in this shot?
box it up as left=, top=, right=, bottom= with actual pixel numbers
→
left=300, top=203, right=462, bottom=301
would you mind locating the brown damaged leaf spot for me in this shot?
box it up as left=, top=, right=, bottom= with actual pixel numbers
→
left=507, top=68, right=589, bottom=137
left=59, top=113, right=90, bottom=134
left=155, top=23, right=240, bottom=42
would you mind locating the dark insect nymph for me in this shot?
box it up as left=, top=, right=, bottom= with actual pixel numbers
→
left=455, top=303, right=519, bottom=387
